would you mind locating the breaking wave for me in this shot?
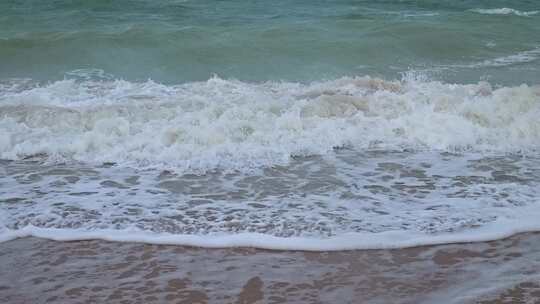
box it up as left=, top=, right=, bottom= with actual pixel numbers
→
left=1, top=75, right=539, bottom=172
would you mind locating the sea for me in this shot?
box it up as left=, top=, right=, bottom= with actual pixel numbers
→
left=1, top=0, right=540, bottom=251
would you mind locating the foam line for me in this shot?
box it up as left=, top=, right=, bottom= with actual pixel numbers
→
left=3, top=209, right=540, bottom=251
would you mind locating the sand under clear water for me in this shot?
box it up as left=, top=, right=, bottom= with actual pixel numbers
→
left=2, top=233, right=540, bottom=303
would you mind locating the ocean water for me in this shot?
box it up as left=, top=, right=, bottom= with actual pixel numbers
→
left=1, top=0, right=540, bottom=250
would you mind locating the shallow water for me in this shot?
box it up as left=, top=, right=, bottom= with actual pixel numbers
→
left=2, top=234, right=540, bottom=303
left=2, top=149, right=540, bottom=250
left=1, top=1, right=540, bottom=250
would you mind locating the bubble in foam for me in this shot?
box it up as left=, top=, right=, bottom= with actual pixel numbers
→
left=0, top=76, right=539, bottom=172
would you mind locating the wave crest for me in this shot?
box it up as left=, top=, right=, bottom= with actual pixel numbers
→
left=1, top=76, right=539, bottom=171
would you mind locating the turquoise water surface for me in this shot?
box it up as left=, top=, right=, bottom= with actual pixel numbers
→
left=1, top=0, right=539, bottom=84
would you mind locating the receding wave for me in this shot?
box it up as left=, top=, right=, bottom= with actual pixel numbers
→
left=1, top=76, right=539, bottom=172
left=470, top=8, right=539, bottom=17
left=1, top=75, right=540, bottom=250
left=1, top=149, right=540, bottom=250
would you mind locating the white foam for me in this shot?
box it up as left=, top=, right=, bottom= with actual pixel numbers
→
left=1, top=148, right=539, bottom=251
left=2, top=76, right=540, bottom=250
left=2, top=205, right=540, bottom=250
left=467, top=48, right=540, bottom=68
left=1, top=76, right=539, bottom=173
left=470, top=8, right=539, bottom=17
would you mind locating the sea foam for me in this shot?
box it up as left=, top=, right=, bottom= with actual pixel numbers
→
left=1, top=76, right=539, bottom=173
left=2, top=206, right=540, bottom=251
left=2, top=76, right=540, bottom=250
left=470, top=8, right=539, bottom=17
left=467, top=48, right=540, bottom=68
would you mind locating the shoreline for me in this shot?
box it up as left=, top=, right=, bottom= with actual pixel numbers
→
left=4, top=220, right=540, bottom=251
left=2, top=233, right=540, bottom=303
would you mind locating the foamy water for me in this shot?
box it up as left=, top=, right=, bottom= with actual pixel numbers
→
left=459, top=48, right=540, bottom=69
left=2, top=0, right=540, bottom=251
left=470, top=8, right=539, bottom=17
left=1, top=76, right=540, bottom=250
left=1, top=77, right=539, bottom=171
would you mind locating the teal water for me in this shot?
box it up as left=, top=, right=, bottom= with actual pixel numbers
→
left=1, top=0, right=539, bottom=84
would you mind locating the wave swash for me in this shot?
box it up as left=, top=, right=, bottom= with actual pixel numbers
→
left=1, top=75, right=540, bottom=250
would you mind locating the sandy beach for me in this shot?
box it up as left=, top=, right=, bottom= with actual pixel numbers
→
left=2, top=233, right=540, bottom=303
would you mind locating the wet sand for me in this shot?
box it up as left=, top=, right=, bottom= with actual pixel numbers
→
left=1, top=233, right=540, bottom=304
